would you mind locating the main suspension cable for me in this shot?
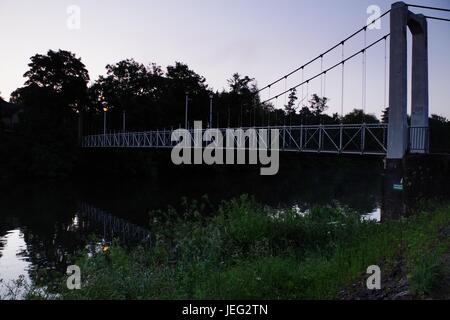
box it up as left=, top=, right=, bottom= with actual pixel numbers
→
left=406, top=4, right=450, bottom=13
left=254, top=9, right=391, bottom=95
left=424, top=16, right=450, bottom=22
left=260, top=34, right=390, bottom=106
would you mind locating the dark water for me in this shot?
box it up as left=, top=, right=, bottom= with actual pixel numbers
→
left=0, top=161, right=384, bottom=296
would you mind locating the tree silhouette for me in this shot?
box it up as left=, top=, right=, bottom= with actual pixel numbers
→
left=284, top=89, right=298, bottom=115
left=88, top=59, right=165, bottom=130
left=167, top=62, right=207, bottom=95
left=224, top=73, right=258, bottom=127
left=308, top=94, right=329, bottom=117
left=342, top=109, right=379, bottom=124
left=381, top=107, right=389, bottom=124
left=13, top=50, right=89, bottom=113
left=228, top=73, right=254, bottom=94
left=6, top=50, right=90, bottom=177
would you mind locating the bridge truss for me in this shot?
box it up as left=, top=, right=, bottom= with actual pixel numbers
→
left=82, top=124, right=392, bottom=156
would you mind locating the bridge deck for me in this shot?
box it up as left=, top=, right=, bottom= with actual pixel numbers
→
left=81, top=124, right=390, bottom=156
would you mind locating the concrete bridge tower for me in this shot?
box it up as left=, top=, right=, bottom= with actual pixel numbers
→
left=387, top=1, right=429, bottom=165
left=383, top=2, right=430, bottom=219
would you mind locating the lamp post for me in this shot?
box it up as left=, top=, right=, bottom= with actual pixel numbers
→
left=122, top=110, right=126, bottom=132
left=185, top=93, right=189, bottom=129
left=209, top=93, right=213, bottom=128
left=76, top=110, right=81, bottom=143
left=103, top=106, right=108, bottom=135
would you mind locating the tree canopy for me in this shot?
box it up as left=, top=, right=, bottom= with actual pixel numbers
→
left=12, top=49, right=90, bottom=113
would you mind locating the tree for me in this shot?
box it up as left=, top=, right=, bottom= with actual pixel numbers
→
left=166, top=62, right=207, bottom=95
left=430, top=114, right=448, bottom=124
left=298, top=106, right=313, bottom=124
left=381, top=107, right=389, bottom=124
left=13, top=49, right=89, bottom=112
left=163, top=62, right=210, bottom=127
left=221, top=73, right=259, bottom=127
left=228, top=73, right=254, bottom=95
left=284, top=89, right=298, bottom=115
left=88, top=59, right=165, bottom=130
left=429, top=114, right=450, bottom=153
left=342, top=109, right=380, bottom=124
left=11, top=49, right=90, bottom=131
left=331, top=113, right=341, bottom=123
left=7, top=49, right=90, bottom=178
left=308, top=94, right=329, bottom=117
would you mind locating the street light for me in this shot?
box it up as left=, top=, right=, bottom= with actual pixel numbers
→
left=76, top=110, right=82, bottom=143
left=103, top=106, right=108, bottom=135
left=209, top=93, right=213, bottom=128
left=122, top=110, right=126, bottom=132
left=185, top=93, right=189, bottom=129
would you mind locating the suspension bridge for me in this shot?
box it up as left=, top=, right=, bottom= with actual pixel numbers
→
left=81, top=2, right=450, bottom=162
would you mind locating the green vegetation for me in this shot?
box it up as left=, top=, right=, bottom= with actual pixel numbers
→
left=31, top=196, right=450, bottom=300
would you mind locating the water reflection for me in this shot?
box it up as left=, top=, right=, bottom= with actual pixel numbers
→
left=0, top=229, right=31, bottom=298
left=362, top=208, right=381, bottom=222
left=78, top=203, right=152, bottom=245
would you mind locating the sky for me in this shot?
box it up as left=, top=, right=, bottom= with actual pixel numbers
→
left=0, top=0, right=449, bottom=118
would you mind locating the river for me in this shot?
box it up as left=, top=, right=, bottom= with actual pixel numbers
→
left=0, top=160, right=386, bottom=297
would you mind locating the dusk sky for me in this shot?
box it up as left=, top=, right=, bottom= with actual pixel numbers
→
left=1, top=0, right=449, bottom=118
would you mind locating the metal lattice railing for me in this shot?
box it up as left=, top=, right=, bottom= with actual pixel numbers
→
left=409, top=126, right=429, bottom=154
left=82, top=124, right=389, bottom=155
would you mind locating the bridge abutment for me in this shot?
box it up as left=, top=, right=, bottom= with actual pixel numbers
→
left=382, top=158, right=406, bottom=221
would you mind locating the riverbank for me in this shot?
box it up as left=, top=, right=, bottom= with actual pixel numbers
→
left=16, top=197, right=450, bottom=300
